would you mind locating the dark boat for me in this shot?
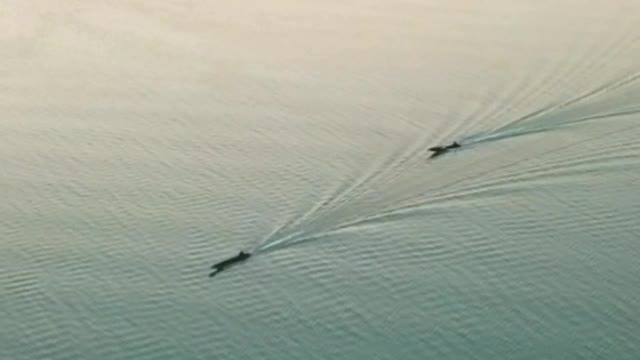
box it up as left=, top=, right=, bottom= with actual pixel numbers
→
left=210, top=251, right=251, bottom=277
left=429, top=141, right=460, bottom=158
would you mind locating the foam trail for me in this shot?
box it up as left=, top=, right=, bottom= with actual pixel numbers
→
left=486, top=71, right=640, bottom=136
left=463, top=126, right=556, bottom=146
left=253, top=230, right=304, bottom=253
left=572, top=107, right=640, bottom=123
left=465, top=104, right=640, bottom=146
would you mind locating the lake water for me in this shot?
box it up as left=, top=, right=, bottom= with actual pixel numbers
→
left=2, top=1, right=640, bottom=359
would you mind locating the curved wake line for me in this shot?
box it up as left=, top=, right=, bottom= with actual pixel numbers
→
left=253, top=123, right=441, bottom=251
left=461, top=28, right=639, bottom=140
left=256, top=121, right=640, bottom=252
left=253, top=70, right=640, bottom=254
left=465, top=106, right=640, bottom=146
left=506, top=71, right=640, bottom=130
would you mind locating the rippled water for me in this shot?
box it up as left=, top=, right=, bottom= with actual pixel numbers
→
left=2, top=1, right=640, bottom=359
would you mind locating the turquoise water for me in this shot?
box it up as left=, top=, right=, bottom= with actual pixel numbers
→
left=2, top=2, right=640, bottom=359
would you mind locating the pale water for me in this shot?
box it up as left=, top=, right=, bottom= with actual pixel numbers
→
left=2, top=1, right=640, bottom=359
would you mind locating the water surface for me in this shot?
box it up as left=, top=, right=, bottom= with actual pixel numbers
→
left=2, top=1, right=640, bottom=359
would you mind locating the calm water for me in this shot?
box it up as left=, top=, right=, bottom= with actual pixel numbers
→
left=2, top=1, right=640, bottom=359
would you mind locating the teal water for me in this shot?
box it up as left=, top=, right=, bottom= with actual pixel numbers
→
left=2, top=2, right=640, bottom=359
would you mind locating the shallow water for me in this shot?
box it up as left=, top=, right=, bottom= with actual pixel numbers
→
left=2, top=1, right=640, bottom=359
